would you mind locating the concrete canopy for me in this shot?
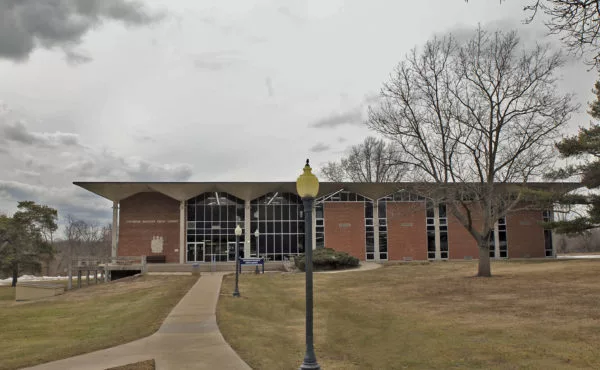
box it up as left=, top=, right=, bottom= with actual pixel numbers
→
left=74, top=181, right=582, bottom=203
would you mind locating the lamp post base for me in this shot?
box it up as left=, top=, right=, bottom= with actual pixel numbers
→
left=299, top=361, right=321, bottom=370
left=232, top=291, right=240, bottom=297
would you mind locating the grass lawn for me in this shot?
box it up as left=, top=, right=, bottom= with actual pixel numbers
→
left=0, top=275, right=197, bottom=370
left=217, top=260, right=600, bottom=370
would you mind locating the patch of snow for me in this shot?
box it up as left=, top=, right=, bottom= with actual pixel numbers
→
left=0, top=275, right=68, bottom=285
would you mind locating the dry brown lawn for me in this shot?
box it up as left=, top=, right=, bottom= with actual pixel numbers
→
left=217, top=260, right=600, bottom=370
left=0, top=275, right=197, bottom=370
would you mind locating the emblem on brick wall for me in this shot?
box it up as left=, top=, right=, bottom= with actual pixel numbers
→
left=151, top=236, right=164, bottom=253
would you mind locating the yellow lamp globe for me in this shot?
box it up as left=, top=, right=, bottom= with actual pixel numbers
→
left=296, top=159, right=319, bottom=198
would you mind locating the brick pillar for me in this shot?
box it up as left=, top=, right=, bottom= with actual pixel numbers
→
left=179, top=200, right=185, bottom=264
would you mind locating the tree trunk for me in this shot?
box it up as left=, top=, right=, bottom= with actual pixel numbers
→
left=11, top=264, right=18, bottom=287
left=477, top=245, right=491, bottom=277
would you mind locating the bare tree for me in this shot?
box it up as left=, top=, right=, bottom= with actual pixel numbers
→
left=320, top=137, right=408, bottom=182
left=467, top=0, right=600, bottom=68
left=367, top=27, right=578, bottom=276
left=524, top=0, right=600, bottom=68
left=62, top=215, right=106, bottom=288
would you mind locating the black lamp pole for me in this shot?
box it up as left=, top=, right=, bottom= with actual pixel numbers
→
left=233, top=228, right=241, bottom=297
left=300, top=196, right=320, bottom=370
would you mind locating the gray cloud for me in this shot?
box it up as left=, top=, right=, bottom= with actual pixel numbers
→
left=311, top=107, right=363, bottom=128
left=192, top=50, right=241, bottom=71
left=0, top=180, right=111, bottom=225
left=309, top=142, right=331, bottom=153
left=0, top=0, right=164, bottom=62
left=311, top=92, right=381, bottom=129
left=337, top=137, right=347, bottom=143
left=2, top=121, right=80, bottom=147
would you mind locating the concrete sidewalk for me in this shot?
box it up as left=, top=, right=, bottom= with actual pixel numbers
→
left=23, top=273, right=251, bottom=370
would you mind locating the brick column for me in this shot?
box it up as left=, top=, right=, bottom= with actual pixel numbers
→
left=179, top=200, right=185, bottom=264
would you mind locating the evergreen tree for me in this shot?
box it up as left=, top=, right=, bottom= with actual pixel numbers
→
left=548, top=80, right=600, bottom=233
left=0, top=201, right=58, bottom=286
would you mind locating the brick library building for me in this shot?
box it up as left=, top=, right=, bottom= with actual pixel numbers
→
left=74, top=182, right=573, bottom=264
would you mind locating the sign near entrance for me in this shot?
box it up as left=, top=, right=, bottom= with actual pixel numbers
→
left=239, top=257, right=265, bottom=274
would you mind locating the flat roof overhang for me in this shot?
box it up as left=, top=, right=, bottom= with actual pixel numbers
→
left=73, top=181, right=582, bottom=203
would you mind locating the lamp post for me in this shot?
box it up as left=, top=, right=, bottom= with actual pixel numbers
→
left=233, top=224, right=242, bottom=297
left=296, top=159, right=321, bottom=370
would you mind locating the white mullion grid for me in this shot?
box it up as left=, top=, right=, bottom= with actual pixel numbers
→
left=434, top=204, right=441, bottom=260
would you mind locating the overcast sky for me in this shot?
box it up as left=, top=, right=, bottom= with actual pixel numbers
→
left=0, top=0, right=596, bottom=226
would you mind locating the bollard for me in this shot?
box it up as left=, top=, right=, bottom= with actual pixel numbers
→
left=192, top=263, right=200, bottom=277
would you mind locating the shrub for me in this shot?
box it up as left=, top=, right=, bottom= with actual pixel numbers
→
left=294, top=248, right=360, bottom=272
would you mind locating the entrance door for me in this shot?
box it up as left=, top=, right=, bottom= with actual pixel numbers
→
left=186, top=242, right=204, bottom=263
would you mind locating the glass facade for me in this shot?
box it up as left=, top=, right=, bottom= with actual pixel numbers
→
left=543, top=210, right=553, bottom=257
left=250, top=192, right=305, bottom=261
left=489, top=217, right=508, bottom=258
left=186, top=192, right=245, bottom=262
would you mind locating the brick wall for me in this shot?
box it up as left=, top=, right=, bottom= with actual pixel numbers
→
left=118, top=192, right=180, bottom=263
left=386, top=202, right=428, bottom=260
left=448, top=207, right=480, bottom=260
left=507, top=210, right=546, bottom=258
left=324, top=203, right=365, bottom=260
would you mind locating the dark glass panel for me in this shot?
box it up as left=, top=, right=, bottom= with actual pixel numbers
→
left=439, top=204, right=447, bottom=218
left=440, top=233, right=448, bottom=251
left=298, top=234, right=305, bottom=253
left=274, top=205, right=282, bottom=220
left=378, top=202, right=387, bottom=218
left=187, top=244, right=195, bottom=262
left=282, top=221, right=290, bottom=233
left=268, top=205, right=275, bottom=220
left=275, top=222, right=282, bottom=234
left=267, top=222, right=275, bottom=234
left=316, top=205, right=323, bottom=219
left=267, top=235, right=275, bottom=257
left=427, top=231, right=436, bottom=252
left=258, top=235, right=267, bottom=256
left=365, top=204, right=373, bottom=219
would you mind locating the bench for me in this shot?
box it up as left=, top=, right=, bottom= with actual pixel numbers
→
left=146, top=255, right=166, bottom=264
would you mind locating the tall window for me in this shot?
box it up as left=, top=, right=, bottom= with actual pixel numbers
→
left=543, top=210, right=553, bottom=257
left=250, top=192, right=304, bottom=261
left=186, top=192, right=244, bottom=262
left=426, top=202, right=436, bottom=260
left=315, top=203, right=324, bottom=249
left=439, top=204, right=448, bottom=259
left=489, top=217, right=508, bottom=258
left=378, top=200, right=388, bottom=260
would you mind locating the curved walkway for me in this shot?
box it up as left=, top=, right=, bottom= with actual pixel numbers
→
left=23, top=273, right=251, bottom=370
